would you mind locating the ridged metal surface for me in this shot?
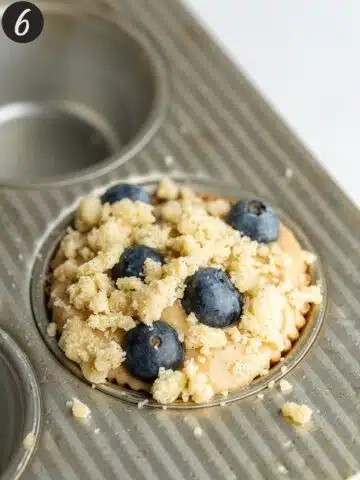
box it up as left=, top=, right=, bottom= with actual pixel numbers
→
left=0, top=0, right=359, bottom=479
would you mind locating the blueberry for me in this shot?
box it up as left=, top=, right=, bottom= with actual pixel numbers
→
left=124, top=321, right=184, bottom=382
left=101, top=184, right=150, bottom=204
left=181, top=268, right=242, bottom=328
left=111, top=245, right=164, bottom=280
left=228, top=199, right=279, bottom=243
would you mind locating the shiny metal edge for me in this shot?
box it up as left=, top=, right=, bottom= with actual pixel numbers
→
left=0, top=328, right=42, bottom=480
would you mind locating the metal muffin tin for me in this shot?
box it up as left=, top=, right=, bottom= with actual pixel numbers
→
left=0, top=0, right=359, bottom=478
left=30, top=176, right=327, bottom=409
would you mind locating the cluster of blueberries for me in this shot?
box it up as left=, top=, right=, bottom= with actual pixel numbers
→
left=100, top=183, right=280, bottom=382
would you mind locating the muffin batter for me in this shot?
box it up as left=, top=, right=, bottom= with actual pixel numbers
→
left=48, top=179, right=322, bottom=404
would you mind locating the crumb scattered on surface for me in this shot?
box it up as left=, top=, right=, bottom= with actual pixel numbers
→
left=70, top=398, right=91, bottom=419
left=285, top=168, right=293, bottom=179
left=137, top=399, right=149, bottom=409
left=94, top=428, right=100, bottom=434
left=47, top=322, right=57, bottom=337
left=23, top=432, right=35, bottom=450
left=281, top=365, right=288, bottom=374
left=279, top=379, right=293, bottom=393
left=164, top=155, right=174, bottom=166
left=346, top=473, right=360, bottom=480
left=268, top=380, right=276, bottom=389
left=257, top=393, right=264, bottom=400
left=281, top=402, right=312, bottom=425
left=193, top=426, right=203, bottom=437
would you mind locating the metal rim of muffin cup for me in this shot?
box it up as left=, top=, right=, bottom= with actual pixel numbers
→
left=0, top=328, right=42, bottom=480
left=0, top=2, right=169, bottom=188
left=30, top=175, right=328, bottom=410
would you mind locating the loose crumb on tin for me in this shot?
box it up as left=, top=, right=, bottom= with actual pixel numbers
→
left=70, top=398, right=91, bottom=419
left=277, top=464, right=289, bottom=475
left=47, top=322, right=57, bottom=338
left=281, top=365, right=288, bottom=374
left=257, top=393, right=264, bottom=400
left=285, top=168, right=294, bottom=179
left=137, top=399, right=149, bottom=409
left=193, top=426, right=203, bottom=437
left=164, top=155, right=174, bottom=166
left=268, top=380, right=276, bottom=389
left=281, top=402, right=312, bottom=425
left=279, top=379, right=293, bottom=393
left=23, top=432, right=35, bottom=450
left=346, top=473, right=360, bottom=480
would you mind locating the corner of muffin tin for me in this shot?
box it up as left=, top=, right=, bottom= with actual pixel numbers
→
left=30, top=175, right=328, bottom=409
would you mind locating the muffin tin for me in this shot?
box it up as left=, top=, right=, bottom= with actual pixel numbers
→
left=0, top=0, right=359, bottom=478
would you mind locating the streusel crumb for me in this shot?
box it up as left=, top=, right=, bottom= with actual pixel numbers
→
left=71, top=398, right=91, bottom=419
left=281, top=402, right=312, bottom=425
left=152, top=369, right=186, bottom=404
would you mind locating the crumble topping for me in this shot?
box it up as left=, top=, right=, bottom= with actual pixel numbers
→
left=281, top=402, right=313, bottom=425
left=49, top=179, right=322, bottom=404
left=47, top=322, right=57, bottom=337
left=152, top=369, right=186, bottom=404
left=23, top=432, right=36, bottom=450
left=70, top=398, right=91, bottom=419
left=279, top=379, right=293, bottom=393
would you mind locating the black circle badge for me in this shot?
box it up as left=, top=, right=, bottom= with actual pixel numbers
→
left=2, top=1, right=44, bottom=43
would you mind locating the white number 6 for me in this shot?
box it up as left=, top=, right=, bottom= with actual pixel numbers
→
left=15, top=8, right=31, bottom=36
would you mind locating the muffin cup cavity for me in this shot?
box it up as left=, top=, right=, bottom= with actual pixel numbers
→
left=30, top=177, right=327, bottom=409
left=0, top=2, right=169, bottom=187
left=0, top=328, right=42, bottom=479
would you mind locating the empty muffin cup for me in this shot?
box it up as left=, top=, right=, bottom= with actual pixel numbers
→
left=0, top=327, right=42, bottom=479
left=0, top=2, right=169, bottom=187
left=30, top=176, right=327, bottom=409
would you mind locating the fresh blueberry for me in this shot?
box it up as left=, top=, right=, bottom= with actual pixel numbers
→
left=111, top=245, right=164, bottom=280
left=228, top=199, right=279, bottom=243
left=124, top=321, right=184, bottom=382
left=101, top=184, right=150, bottom=204
left=181, top=267, right=242, bottom=328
